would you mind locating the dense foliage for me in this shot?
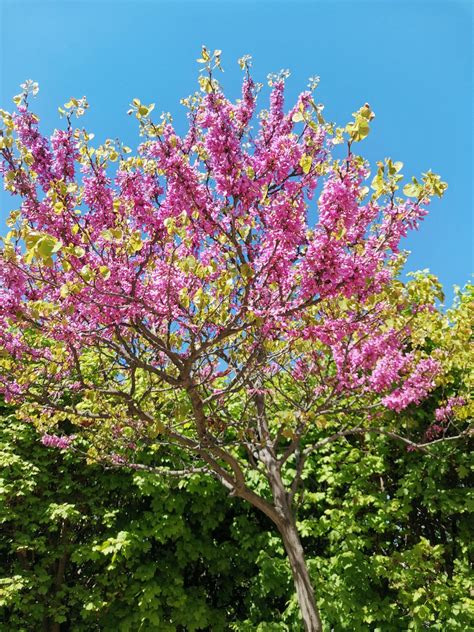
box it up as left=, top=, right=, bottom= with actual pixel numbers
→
left=1, top=394, right=472, bottom=631
left=0, top=403, right=265, bottom=631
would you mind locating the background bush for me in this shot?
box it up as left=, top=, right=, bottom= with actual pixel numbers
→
left=1, top=396, right=472, bottom=631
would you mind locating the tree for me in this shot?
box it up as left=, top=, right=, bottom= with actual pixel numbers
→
left=0, top=50, right=470, bottom=629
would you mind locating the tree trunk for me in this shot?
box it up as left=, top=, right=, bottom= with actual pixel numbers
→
left=259, top=452, right=323, bottom=631
left=277, top=516, right=323, bottom=632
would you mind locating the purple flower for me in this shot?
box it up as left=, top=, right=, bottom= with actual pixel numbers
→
left=41, top=433, right=75, bottom=449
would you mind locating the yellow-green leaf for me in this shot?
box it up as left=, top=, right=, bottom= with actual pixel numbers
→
left=299, top=154, right=313, bottom=175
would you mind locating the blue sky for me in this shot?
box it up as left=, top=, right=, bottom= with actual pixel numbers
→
left=0, top=0, right=472, bottom=303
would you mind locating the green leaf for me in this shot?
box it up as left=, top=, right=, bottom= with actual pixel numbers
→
left=128, top=230, right=143, bottom=254
left=37, top=236, right=61, bottom=259
left=403, top=178, right=422, bottom=197
left=299, top=154, right=313, bottom=175
left=99, top=265, right=111, bottom=280
left=73, top=246, right=86, bottom=258
left=198, top=76, right=213, bottom=94
left=354, top=117, right=370, bottom=141
left=240, top=263, right=253, bottom=279
left=292, top=111, right=305, bottom=123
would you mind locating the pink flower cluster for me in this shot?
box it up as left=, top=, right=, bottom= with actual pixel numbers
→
left=381, top=358, right=440, bottom=412
left=12, top=105, right=54, bottom=189
left=41, top=433, right=75, bottom=449
left=435, top=396, right=466, bottom=422
left=423, top=394, right=465, bottom=441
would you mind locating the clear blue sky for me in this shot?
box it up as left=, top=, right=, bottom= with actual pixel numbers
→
left=0, top=0, right=472, bottom=302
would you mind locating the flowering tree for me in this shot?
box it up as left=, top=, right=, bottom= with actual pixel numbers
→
left=0, top=50, right=469, bottom=629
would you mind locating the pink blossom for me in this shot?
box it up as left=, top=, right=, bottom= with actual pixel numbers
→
left=0, top=68, right=446, bottom=435
left=435, top=396, right=466, bottom=422
left=41, top=433, right=75, bottom=449
left=382, top=358, right=440, bottom=412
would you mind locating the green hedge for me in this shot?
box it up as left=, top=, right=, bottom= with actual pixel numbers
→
left=1, top=402, right=472, bottom=630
